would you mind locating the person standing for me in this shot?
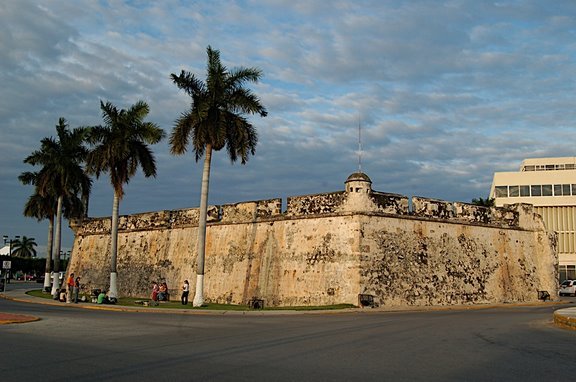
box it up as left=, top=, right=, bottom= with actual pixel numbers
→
left=151, top=281, right=159, bottom=302
left=158, top=282, right=168, bottom=301
left=73, top=276, right=81, bottom=303
left=181, top=280, right=190, bottom=305
left=66, top=273, right=75, bottom=303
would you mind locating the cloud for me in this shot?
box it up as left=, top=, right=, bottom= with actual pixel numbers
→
left=2, top=0, right=576, bottom=253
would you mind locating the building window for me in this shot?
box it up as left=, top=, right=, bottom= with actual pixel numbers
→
left=495, top=184, right=576, bottom=198
left=509, top=185, right=519, bottom=197
left=559, top=265, right=576, bottom=282
left=554, top=184, right=563, bottom=196
left=566, top=164, right=575, bottom=170
left=495, top=186, right=508, bottom=198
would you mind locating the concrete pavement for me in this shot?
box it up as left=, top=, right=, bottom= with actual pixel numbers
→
left=2, top=284, right=576, bottom=329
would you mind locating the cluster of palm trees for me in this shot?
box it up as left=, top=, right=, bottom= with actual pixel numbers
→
left=19, top=46, right=267, bottom=305
left=8, top=236, right=38, bottom=258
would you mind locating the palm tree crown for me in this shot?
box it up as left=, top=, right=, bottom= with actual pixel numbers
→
left=11, top=236, right=37, bottom=258
left=21, top=173, right=85, bottom=221
left=170, top=46, right=267, bottom=162
left=471, top=197, right=495, bottom=207
left=22, top=118, right=91, bottom=202
left=87, top=100, right=165, bottom=198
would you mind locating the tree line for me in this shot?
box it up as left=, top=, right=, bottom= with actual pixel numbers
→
left=19, top=46, right=267, bottom=303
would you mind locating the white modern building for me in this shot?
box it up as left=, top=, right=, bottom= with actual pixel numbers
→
left=490, top=157, right=576, bottom=281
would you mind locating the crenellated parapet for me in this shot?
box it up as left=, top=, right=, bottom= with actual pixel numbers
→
left=411, top=196, right=540, bottom=228
left=220, top=198, right=282, bottom=223
left=286, top=191, right=347, bottom=216
left=412, top=196, right=456, bottom=219
left=369, top=191, right=410, bottom=215
left=72, top=180, right=542, bottom=237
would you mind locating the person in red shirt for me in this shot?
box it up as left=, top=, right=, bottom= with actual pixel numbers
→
left=66, top=273, right=75, bottom=303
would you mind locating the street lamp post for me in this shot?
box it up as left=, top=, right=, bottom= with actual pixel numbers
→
left=60, top=250, right=71, bottom=271
left=3, top=235, right=20, bottom=284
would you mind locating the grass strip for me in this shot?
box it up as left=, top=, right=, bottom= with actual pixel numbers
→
left=25, top=290, right=355, bottom=311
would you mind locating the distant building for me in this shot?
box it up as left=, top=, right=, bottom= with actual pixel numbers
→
left=490, top=157, right=576, bottom=281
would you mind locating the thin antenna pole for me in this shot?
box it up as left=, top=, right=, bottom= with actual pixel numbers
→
left=358, top=117, right=362, bottom=172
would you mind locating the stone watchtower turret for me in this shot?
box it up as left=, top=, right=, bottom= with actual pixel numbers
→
left=342, top=172, right=373, bottom=212
left=345, top=172, right=372, bottom=194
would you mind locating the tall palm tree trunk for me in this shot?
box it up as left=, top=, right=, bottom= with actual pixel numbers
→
left=50, top=196, right=63, bottom=298
left=193, top=144, right=213, bottom=307
left=109, top=191, right=120, bottom=299
left=82, top=192, right=90, bottom=218
left=43, top=216, right=54, bottom=292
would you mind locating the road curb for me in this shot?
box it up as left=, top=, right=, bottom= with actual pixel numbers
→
left=553, top=309, right=576, bottom=330
left=0, top=312, right=40, bottom=325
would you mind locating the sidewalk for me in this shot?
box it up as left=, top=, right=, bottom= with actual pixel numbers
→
left=2, top=286, right=576, bottom=328
left=0, top=288, right=348, bottom=316
left=0, top=288, right=246, bottom=315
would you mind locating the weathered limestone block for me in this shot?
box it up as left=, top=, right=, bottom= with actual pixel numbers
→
left=412, top=197, right=455, bottom=219
left=508, top=203, right=546, bottom=231
left=453, top=202, right=491, bottom=224
left=370, top=192, right=409, bottom=215
left=73, top=217, right=111, bottom=236
left=220, top=198, right=282, bottom=223
left=121, top=210, right=171, bottom=231
left=286, top=192, right=346, bottom=216
left=171, top=208, right=200, bottom=227
left=255, top=198, right=282, bottom=218
left=491, top=205, right=518, bottom=227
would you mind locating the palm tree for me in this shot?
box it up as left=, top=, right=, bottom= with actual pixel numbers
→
left=22, top=187, right=85, bottom=291
left=11, top=236, right=38, bottom=258
left=170, top=46, right=267, bottom=306
left=471, top=197, right=495, bottom=207
left=22, top=191, right=55, bottom=291
left=86, top=100, right=164, bottom=299
left=21, top=118, right=91, bottom=297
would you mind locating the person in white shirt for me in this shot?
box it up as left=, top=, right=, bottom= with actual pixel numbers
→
left=181, top=280, right=190, bottom=305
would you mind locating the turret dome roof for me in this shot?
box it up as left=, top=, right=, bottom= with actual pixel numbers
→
left=345, top=172, right=372, bottom=184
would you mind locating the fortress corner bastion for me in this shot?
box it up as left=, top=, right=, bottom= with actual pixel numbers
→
left=68, top=172, right=558, bottom=308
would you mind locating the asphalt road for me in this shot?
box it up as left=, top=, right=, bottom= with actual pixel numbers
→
left=1, top=286, right=576, bottom=381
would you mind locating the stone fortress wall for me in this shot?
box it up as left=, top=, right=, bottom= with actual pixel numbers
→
left=68, top=173, right=558, bottom=307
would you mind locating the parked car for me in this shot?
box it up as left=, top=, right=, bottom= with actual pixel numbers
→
left=559, top=280, right=576, bottom=296
left=16, top=274, right=36, bottom=281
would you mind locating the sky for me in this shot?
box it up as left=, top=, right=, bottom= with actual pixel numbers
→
left=2, top=0, right=576, bottom=256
